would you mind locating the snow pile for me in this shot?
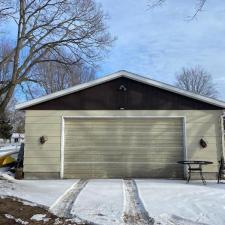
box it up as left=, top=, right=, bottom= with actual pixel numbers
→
left=31, top=214, right=50, bottom=222
left=0, top=171, right=16, bottom=181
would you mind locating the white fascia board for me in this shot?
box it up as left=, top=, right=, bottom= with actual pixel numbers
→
left=15, top=70, right=225, bottom=110
left=15, top=71, right=124, bottom=110
left=123, top=71, right=225, bottom=108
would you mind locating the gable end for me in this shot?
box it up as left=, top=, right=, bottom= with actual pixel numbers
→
left=24, top=77, right=222, bottom=110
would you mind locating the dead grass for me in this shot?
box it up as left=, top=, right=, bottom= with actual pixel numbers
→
left=0, top=197, right=88, bottom=225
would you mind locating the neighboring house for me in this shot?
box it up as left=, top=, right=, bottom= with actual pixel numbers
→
left=16, top=70, right=225, bottom=179
left=11, top=133, right=25, bottom=144
left=0, top=133, right=24, bottom=146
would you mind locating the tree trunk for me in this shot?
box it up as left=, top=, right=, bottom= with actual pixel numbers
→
left=0, top=83, right=16, bottom=114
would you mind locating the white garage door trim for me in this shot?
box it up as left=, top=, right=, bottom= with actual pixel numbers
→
left=60, top=116, right=187, bottom=178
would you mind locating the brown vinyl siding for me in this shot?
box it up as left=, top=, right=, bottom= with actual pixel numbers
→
left=24, top=77, right=221, bottom=110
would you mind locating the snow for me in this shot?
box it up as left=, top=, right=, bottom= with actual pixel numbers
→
left=54, top=218, right=63, bottom=224
left=0, top=172, right=16, bottom=181
left=1, top=178, right=225, bottom=225
left=0, top=144, right=20, bottom=152
left=50, top=179, right=88, bottom=218
left=71, top=179, right=124, bottom=225
left=31, top=214, right=50, bottom=222
left=136, top=179, right=225, bottom=225
left=0, top=149, right=19, bottom=157
left=0, top=179, right=78, bottom=206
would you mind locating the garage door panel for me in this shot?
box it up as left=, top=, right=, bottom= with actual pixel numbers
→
left=64, top=138, right=183, bottom=145
left=65, top=119, right=181, bottom=126
left=65, top=129, right=182, bottom=135
left=64, top=154, right=183, bottom=163
left=64, top=156, right=182, bottom=163
left=64, top=146, right=183, bottom=152
left=64, top=144, right=183, bottom=150
left=63, top=118, right=184, bottom=178
left=65, top=127, right=182, bottom=133
left=64, top=152, right=182, bottom=157
left=65, top=133, right=183, bottom=139
left=64, top=162, right=183, bottom=178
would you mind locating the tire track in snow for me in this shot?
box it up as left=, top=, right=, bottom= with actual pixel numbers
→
left=49, top=179, right=88, bottom=218
left=161, top=214, right=209, bottom=225
left=122, top=179, right=155, bottom=225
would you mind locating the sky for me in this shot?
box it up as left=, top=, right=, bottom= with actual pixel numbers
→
left=96, top=0, right=225, bottom=100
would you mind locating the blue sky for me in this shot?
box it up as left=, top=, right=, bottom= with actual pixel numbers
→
left=96, top=0, right=225, bottom=100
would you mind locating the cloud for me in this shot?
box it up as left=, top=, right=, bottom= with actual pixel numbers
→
left=97, top=0, right=225, bottom=100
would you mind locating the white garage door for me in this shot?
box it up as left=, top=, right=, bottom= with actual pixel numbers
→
left=63, top=118, right=184, bottom=178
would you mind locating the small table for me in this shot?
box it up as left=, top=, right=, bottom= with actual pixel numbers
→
left=177, top=161, right=213, bottom=185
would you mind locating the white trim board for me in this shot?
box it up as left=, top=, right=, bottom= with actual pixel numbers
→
left=60, top=116, right=187, bottom=179
left=16, top=70, right=225, bottom=110
left=60, top=116, right=65, bottom=179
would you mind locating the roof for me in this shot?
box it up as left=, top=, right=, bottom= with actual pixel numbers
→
left=11, top=133, right=25, bottom=138
left=16, top=70, right=225, bottom=110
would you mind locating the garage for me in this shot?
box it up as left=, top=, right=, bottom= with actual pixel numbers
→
left=16, top=70, right=225, bottom=179
left=63, top=117, right=184, bottom=178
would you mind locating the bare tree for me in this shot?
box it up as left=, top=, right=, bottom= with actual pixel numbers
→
left=175, top=66, right=217, bottom=98
left=6, top=97, right=25, bottom=133
left=0, top=41, right=13, bottom=88
left=0, top=0, right=13, bottom=21
left=148, top=0, right=207, bottom=19
left=20, top=52, right=96, bottom=99
left=0, top=0, right=114, bottom=113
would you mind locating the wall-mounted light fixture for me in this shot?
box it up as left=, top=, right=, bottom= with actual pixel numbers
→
left=119, top=85, right=127, bottom=92
left=40, top=136, right=48, bottom=144
left=199, top=138, right=207, bottom=148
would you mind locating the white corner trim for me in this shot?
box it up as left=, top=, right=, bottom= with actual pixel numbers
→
left=15, top=70, right=225, bottom=109
left=60, top=116, right=65, bottom=179
left=182, top=116, right=188, bottom=178
left=220, top=115, right=225, bottom=158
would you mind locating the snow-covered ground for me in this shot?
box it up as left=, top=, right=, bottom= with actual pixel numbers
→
left=1, top=178, right=225, bottom=225
left=71, top=179, right=124, bottom=225
left=0, top=144, right=20, bottom=152
left=136, top=179, right=225, bottom=225
left=0, top=178, right=77, bottom=206
left=0, top=144, right=20, bottom=159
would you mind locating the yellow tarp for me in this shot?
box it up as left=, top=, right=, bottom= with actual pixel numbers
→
left=0, top=155, right=16, bottom=167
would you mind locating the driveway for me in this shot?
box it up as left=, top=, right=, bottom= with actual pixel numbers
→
left=0, top=176, right=225, bottom=225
